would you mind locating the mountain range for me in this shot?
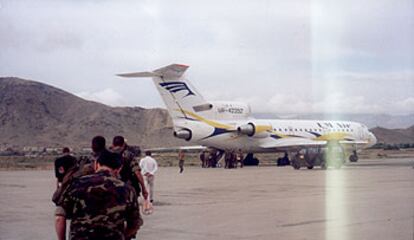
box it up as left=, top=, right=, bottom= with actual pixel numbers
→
left=0, top=77, right=182, bottom=149
left=253, top=113, right=414, bottom=129
left=0, top=77, right=413, bottom=149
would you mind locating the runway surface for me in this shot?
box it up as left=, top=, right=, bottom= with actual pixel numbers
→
left=0, top=158, right=413, bottom=240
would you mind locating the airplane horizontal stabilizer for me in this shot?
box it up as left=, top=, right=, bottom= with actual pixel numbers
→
left=117, top=71, right=161, bottom=78
left=154, top=64, right=189, bottom=79
left=117, top=64, right=189, bottom=80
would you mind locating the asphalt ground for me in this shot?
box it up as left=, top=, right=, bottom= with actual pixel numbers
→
left=0, top=158, right=413, bottom=240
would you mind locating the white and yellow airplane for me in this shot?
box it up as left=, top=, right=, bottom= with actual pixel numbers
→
left=118, top=64, right=377, bottom=169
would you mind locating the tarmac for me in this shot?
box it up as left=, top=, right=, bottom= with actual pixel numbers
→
left=0, top=158, right=413, bottom=240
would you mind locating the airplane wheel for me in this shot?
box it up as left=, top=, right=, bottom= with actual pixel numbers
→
left=291, top=159, right=301, bottom=170
left=304, top=155, right=314, bottom=170
left=349, top=154, right=358, bottom=162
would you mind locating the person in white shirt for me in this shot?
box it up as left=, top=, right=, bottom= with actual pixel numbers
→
left=139, top=151, right=158, bottom=203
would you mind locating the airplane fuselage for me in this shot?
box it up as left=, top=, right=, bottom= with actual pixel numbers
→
left=175, top=118, right=376, bottom=153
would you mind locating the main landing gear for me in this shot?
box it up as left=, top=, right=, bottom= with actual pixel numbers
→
left=289, top=144, right=346, bottom=170
left=290, top=148, right=321, bottom=170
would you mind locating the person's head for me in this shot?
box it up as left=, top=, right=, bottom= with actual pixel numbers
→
left=92, top=136, right=106, bottom=153
left=145, top=150, right=151, bottom=156
left=112, top=135, right=125, bottom=147
left=62, top=147, right=70, bottom=154
left=95, top=150, right=122, bottom=173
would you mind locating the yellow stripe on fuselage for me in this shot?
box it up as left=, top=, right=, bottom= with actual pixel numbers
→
left=256, top=125, right=272, bottom=133
left=269, top=130, right=350, bottom=142
left=316, top=132, right=349, bottom=141
left=179, top=110, right=234, bottom=130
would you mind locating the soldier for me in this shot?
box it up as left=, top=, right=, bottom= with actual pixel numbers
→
left=52, top=136, right=104, bottom=206
left=178, top=150, right=185, bottom=173
left=54, top=147, right=77, bottom=189
left=79, top=135, right=107, bottom=175
left=110, top=136, right=148, bottom=201
left=55, top=150, right=142, bottom=240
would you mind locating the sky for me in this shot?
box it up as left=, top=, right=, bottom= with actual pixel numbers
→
left=1, top=0, right=413, bottom=115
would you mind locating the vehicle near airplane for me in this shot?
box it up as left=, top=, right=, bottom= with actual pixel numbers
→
left=118, top=64, right=377, bottom=169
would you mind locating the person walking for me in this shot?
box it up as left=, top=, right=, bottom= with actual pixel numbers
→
left=110, top=136, right=148, bottom=201
left=55, top=150, right=142, bottom=240
left=54, top=147, right=77, bottom=189
left=140, top=151, right=158, bottom=203
left=178, top=150, right=185, bottom=173
left=237, top=149, right=244, bottom=168
left=52, top=136, right=104, bottom=206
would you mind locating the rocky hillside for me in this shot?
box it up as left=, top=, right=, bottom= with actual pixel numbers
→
left=370, top=126, right=414, bottom=145
left=0, top=77, right=183, bottom=149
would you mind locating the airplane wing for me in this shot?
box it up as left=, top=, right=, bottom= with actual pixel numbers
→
left=339, top=140, right=369, bottom=145
left=259, top=138, right=327, bottom=150
left=143, top=145, right=206, bottom=153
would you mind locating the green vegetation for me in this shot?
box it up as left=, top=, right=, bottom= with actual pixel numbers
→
left=370, top=143, right=414, bottom=150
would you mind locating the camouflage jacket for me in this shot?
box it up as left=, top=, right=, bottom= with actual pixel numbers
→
left=60, top=170, right=142, bottom=240
left=111, top=146, right=142, bottom=194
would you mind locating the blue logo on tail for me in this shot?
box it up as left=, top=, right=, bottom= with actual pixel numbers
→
left=159, top=82, right=195, bottom=97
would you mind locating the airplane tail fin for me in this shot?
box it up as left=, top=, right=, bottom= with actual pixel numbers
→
left=118, top=64, right=209, bottom=120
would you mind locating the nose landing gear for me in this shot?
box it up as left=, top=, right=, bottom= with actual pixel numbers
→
left=349, top=150, right=359, bottom=162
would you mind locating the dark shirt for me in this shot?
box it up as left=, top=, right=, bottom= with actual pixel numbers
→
left=61, top=170, right=141, bottom=240
left=54, top=155, right=77, bottom=182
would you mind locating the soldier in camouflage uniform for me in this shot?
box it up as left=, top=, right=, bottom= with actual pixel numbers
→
left=110, top=136, right=148, bottom=201
left=55, top=150, right=142, bottom=240
left=77, top=135, right=108, bottom=176
left=52, top=136, right=105, bottom=206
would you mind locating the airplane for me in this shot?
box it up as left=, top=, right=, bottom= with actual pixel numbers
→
left=118, top=64, right=377, bottom=169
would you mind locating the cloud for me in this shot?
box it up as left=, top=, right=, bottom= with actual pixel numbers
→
left=76, top=88, right=126, bottom=107
left=242, top=93, right=414, bottom=115
left=393, top=97, right=414, bottom=114
left=0, top=0, right=412, bottom=116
